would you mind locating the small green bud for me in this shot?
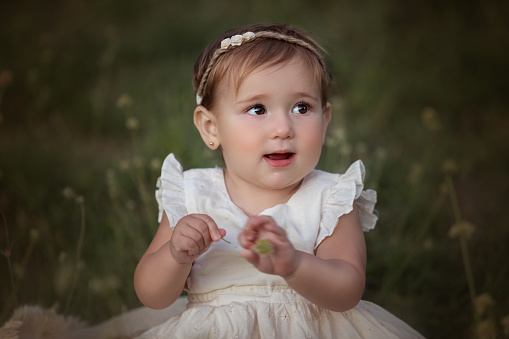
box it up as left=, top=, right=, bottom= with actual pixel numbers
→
left=255, top=239, right=273, bottom=255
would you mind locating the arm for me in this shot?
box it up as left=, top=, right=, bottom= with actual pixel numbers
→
left=238, top=205, right=366, bottom=312
left=286, top=205, right=366, bottom=311
left=134, top=212, right=225, bottom=309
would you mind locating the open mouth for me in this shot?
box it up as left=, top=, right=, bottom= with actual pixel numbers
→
left=264, top=152, right=295, bottom=160
left=263, top=152, right=295, bottom=167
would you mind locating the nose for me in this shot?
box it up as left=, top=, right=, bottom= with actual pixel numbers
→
left=270, top=112, right=294, bottom=139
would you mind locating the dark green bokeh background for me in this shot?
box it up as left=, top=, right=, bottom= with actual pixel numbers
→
left=1, top=1, right=508, bottom=338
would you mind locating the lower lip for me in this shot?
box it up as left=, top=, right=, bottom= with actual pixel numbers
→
left=263, top=153, right=295, bottom=168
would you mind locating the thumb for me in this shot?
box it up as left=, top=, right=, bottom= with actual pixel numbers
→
left=219, top=228, right=227, bottom=238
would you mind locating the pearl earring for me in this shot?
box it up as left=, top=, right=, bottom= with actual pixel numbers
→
left=209, top=142, right=214, bottom=146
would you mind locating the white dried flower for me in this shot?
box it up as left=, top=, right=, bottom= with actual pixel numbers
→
left=62, top=187, right=76, bottom=200
left=449, top=221, right=475, bottom=239
left=421, top=106, right=441, bottom=131
left=242, top=32, right=255, bottom=41
left=119, top=159, right=130, bottom=171
left=231, top=34, right=243, bottom=46
left=150, top=158, right=162, bottom=171
left=442, top=159, right=458, bottom=175
left=116, top=94, right=133, bottom=109
left=29, top=229, right=40, bottom=242
left=475, top=293, right=494, bottom=317
left=221, top=38, right=231, bottom=49
left=125, top=117, right=139, bottom=131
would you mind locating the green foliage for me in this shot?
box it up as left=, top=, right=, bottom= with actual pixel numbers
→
left=1, top=0, right=508, bottom=338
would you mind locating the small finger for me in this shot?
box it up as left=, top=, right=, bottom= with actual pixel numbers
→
left=238, top=231, right=253, bottom=249
left=178, top=225, right=206, bottom=249
left=219, top=228, right=227, bottom=239
left=242, top=216, right=270, bottom=239
left=239, top=249, right=259, bottom=266
left=263, top=222, right=287, bottom=238
left=192, top=214, right=222, bottom=242
left=244, top=216, right=267, bottom=231
left=178, top=235, right=201, bottom=256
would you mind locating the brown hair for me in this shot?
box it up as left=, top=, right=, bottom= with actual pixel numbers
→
left=193, top=23, right=333, bottom=109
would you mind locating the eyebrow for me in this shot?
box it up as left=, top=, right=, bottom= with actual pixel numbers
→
left=236, top=92, right=319, bottom=106
left=235, top=94, right=268, bottom=106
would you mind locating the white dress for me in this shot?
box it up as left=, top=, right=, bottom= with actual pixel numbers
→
left=136, top=153, right=424, bottom=339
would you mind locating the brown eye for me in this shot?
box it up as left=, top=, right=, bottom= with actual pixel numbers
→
left=247, top=105, right=266, bottom=115
left=292, top=104, right=309, bottom=114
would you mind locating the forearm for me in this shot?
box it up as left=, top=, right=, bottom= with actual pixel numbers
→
left=285, top=251, right=365, bottom=312
left=134, top=242, right=191, bottom=309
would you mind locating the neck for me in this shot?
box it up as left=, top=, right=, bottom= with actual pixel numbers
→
left=223, top=169, right=302, bottom=216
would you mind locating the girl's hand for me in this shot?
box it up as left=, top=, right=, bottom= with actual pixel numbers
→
left=170, top=214, right=226, bottom=264
left=238, top=216, right=299, bottom=277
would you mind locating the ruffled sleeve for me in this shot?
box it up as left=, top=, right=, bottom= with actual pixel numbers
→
left=155, top=153, right=188, bottom=226
left=316, top=160, right=377, bottom=248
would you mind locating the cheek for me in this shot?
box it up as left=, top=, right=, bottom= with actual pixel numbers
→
left=302, top=120, right=327, bottom=146
left=221, top=124, right=258, bottom=155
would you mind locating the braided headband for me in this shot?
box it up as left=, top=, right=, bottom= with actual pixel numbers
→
left=195, top=31, right=326, bottom=105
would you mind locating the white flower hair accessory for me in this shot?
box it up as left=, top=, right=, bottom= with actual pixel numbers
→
left=196, top=30, right=326, bottom=105
left=220, top=38, right=231, bottom=50
left=230, top=35, right=243, bottom=46
left=220, top=32, right=256, bottom=50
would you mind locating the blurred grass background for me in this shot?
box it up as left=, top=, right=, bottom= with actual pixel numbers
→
left=1, top=0, right=508, bottom=338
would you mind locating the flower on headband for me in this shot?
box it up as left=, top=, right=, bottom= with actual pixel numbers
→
left=221, top=38, right=232, bottom=50
left=242, top=31, right=255, bottom=41
left=231, top=35, right=243, bottom=46
left=220, top=32, right=256, bottom=50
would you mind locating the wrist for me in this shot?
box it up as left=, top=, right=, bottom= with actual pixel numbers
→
left=282, top=250, right=304, bottom=281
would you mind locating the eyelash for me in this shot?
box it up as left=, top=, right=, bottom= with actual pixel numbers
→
left=245, top=102, right=314, bottom=116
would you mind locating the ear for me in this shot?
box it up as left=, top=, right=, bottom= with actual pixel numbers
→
left=321, top=102, right=332, bottom=144
left=194, top=105, right=220, bottom=150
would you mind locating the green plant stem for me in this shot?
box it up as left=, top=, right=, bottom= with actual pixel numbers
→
left=446, top=175, right=479, bottom=324
left=446, top=175, right=462, bottom=224
left=64, top=199, right=86, bottom=314
left=1, top=210, right=18, bottom=308
left=460, top=238, right=479, bottom=323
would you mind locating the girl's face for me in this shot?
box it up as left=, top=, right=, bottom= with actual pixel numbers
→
left=210, top=55, right=331, bottom=193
